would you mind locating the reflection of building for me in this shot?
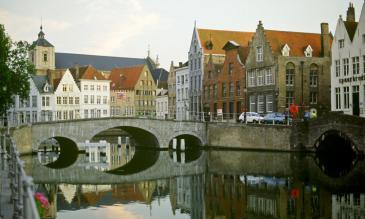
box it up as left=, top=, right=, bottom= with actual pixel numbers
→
left=332, top=194, right=365, bottom=219
left=79, top=139, right=134, bottom=170
left=331, top=2, right=365, bottom=117
left=37, top=138, right=60, bottom=165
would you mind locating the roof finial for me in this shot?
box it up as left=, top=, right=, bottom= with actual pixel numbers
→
left=147, top=44, right=150, bottom=57
left=40, top=16, right=43, bottom=30
left=194, top=20, right=197, bottom=28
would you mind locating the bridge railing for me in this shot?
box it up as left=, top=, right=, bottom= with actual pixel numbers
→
left=0, top=133, right=40, bottom=219
left=1, top=111, right=293, bottom=127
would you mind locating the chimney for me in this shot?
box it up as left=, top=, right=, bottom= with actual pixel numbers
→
left=75, top=64, right=80, bottom=79
left=320, top=23, right=330, bottom=57
left=346, top=2, right=355, bottom=22
left=179, top=62, right=183, bottom=67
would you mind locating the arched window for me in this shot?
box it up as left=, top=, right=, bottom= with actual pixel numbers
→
left=310, top=64, right=318, bottom=87
left=286, top=62, right=295, bottom=86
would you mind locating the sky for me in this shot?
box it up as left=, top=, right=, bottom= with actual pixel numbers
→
left=0, top=0, right=364, bottom=69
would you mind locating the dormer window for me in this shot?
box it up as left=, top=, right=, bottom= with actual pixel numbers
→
left=304, top=45, right=313, bottom=57
left=281, top=44, right=290, bottom=57
left=44, top=84, right=49, bottom=92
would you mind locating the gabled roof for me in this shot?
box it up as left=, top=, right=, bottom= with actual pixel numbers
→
left=344, top=21, right=358, bottom=41
left=69, top=65, right=107, bottom=81
left=151, top=68, right=169, bottom=89
left=197, top=28, right=254, bottom=55
left=32, top=75, right=54, bottom=93
left=109, top=65, right=145, bottom=90
left=55, top=52, right=148, bottom=71
left=264, top=30, right=325, bottom=57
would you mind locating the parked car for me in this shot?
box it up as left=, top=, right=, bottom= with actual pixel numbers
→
left=239, top=112, right=264, bottom=123
left=263, top=112, right=287, bottom=124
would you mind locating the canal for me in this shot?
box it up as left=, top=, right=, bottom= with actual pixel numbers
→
left=20, top=132, right=365, bottom=219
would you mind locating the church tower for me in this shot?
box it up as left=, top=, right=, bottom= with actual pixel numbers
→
left=29, top=25, right=55, bottom=75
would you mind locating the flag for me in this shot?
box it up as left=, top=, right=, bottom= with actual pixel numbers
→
left=117, top=92, right=125, bottom=100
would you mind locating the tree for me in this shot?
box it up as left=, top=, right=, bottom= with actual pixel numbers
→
left=0, top=24, right=35, bottom=117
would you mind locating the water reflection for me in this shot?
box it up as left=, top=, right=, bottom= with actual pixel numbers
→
left=25, top=149, right=365, bottom=219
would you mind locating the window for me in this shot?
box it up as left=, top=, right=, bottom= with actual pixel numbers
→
left=213, top=84, right=217, bottom=98
left=229, top=82, right=234, bottom=97
left=222, top=83, right=227, bottom=97
left=103, top=85, right=107, bottom=91
left=257, top=70, right=264, bottom=86
left=32, top=96, right=37, bottom=107
left=257, top=95, right=264, bottom=113
left=63, top=84, right=67, bottom=92
left=198, top=58, right=201, bottom=69
left=265, top=68, right=273, bottom=85
left=310, top=92, right=317, bottom=104
left=286, top=91, right=294, bottom=107
left=266, top=95, right=273, bottom=112
left=343, top=58, right=349, bottom=76
left=363, top=56, right=365, bottom=74
left=84, top=95, right=88, bottom=104
left=335, top=60, right=341, bottom=77
left=97, top=85, right=101, bottom=91
left=42, top=96, right=50, bottom=107
left=69, top=97, right=73, bottom=105
left=84, top=85, right=88, bottom=91
left=309, top=64, right=318, bottom=87
left=343, top=86, right=349, bottom=109
left=43, top=53, right=48, bottom=62
left=57, top=96, right=61, bottom=104
left=286, top=63, right=295, bottom=86
left=63, top=97, right=67, bottom=105
left=63, top=111, right=68, bottom=120
left=249, top=96, right=256, bottom=112
left=335, top=87, right=341, bottom=109
left=103, top=96, right=107, bottom=104
left=236, top=81, right=240, bottom=96
left=248, top=70, right=256, bottom=87
left=228, top=62, right=233, bottom=75
left=84, top=110, right=88, bottom=119
left=69, top=85, right=73, bottom=92
left=97, top=96, right=101, bottom=104
left=352, top=56, right=360, bottom=75
left=103, top=110, right=107, bottom=115
left=90, top=95, right=94, bottom=104
left=57, top=111, right=62, bottom=120
left=256, top=46, right=263, bottom=62
left=338, top=39, right=344, bottom=48
left=75, top=97, right=79, bottom=104
left=90, top=85, right=94, bottom=91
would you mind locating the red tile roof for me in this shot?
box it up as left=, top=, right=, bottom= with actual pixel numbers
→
left=197, top=28, right=254, bottom=55
left=110, top=65, right=145, bottom=90
left=265, top=30, right=323, bottom=57
left=69, top=65, right=107, bottom=81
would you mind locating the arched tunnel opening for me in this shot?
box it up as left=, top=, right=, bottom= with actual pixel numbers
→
left=37, top=137, right=79, bottom=169
left=87, top=126, right=160, bottom=175
left=168, top=134, right=203, bottom=163
left=315, top=130, right=361, bottom=178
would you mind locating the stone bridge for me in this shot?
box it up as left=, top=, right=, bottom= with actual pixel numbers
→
left=291, top=112, right=365, bottom=153
left=10, top=118, right=207, bottom=154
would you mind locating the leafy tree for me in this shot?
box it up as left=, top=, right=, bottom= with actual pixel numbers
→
left=0, top=24, right=35, bottom=117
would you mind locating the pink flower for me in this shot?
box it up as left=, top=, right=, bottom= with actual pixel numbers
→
left=34, top=192, right=50, bottom=209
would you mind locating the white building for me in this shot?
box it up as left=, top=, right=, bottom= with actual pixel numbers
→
left=69, top=65, right=110, bottom=119
left=331, top=2, right=365, bottom=117
left=53, top=69, right=81, bottom=121
left=176, top=66, right=190, bottom=120
left=6, top=76, right=41, bottom=126
left=332, top=194, right=365, bottom=219
left=188, top=25, right=204, bottom=121
left=156, top=89, right=168, bottom=119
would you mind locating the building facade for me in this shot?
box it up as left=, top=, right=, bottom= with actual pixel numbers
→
left=156, top=89, right=168, bottom=119
left=176, top=65, right=190, bottom=120
left=69, top=66, right=110, bottom=119
left=188, top=27, right=253, bottom=121
left=331, top=2, right=365, bottom=117
left=168, top=62, right=177, bottom=119
left=246, top=21, right=331, bottom=115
